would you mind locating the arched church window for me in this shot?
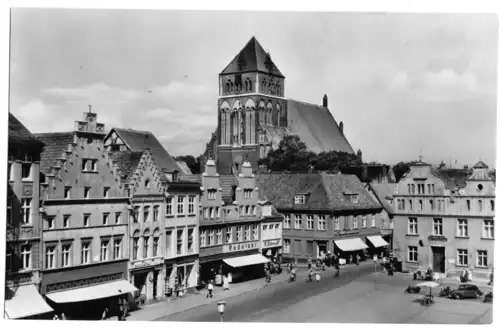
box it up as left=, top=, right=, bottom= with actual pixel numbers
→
left=248, top=79, right=253, bottom=91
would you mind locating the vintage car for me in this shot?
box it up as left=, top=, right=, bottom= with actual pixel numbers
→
left=448, top=284, right=483, bottom=300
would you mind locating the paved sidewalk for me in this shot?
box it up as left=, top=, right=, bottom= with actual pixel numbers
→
left=128, top=260, right=373, bottom=321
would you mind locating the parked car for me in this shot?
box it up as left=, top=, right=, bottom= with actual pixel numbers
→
left=448, top=284, right=483, bottom=300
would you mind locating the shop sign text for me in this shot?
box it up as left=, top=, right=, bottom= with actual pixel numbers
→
left=223, top=241, right=259, bottom=253
left=262, top=239, right=281, bottom=248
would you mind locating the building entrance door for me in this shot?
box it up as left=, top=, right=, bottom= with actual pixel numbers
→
left=432, top=246, right=445, bottom=273
left=153, top=270, right=159, bottom=299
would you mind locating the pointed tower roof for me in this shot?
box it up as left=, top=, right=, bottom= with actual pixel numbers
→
left=473, top=160, right=489, bottom=169
left=220, top=36, right=285, bottom=78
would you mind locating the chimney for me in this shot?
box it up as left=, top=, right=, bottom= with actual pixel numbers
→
left=323, top=94, right=328, bottom=108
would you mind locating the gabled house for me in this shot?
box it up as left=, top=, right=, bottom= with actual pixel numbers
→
left=34, top=109, right=136, bottom=320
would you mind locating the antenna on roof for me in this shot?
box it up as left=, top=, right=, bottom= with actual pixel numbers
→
left=88, top=104, right=92, bottom=113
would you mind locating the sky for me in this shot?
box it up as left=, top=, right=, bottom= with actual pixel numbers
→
left=9, top=9, right=498, bottom=167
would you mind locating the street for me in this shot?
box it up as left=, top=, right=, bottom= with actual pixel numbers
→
left=157, top=265, right=492, bottom=324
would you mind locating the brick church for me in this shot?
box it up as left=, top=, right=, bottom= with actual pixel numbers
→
left=204, top=36, right=355, bottom=174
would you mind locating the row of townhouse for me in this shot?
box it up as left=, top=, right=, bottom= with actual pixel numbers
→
left=4, top=110, right=284, bottom=320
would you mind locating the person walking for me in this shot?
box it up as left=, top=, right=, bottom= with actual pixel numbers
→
left=101, top=307, right=109, bottom=320
left=207, top=280, right=214, bottom=298
left=223, top=275, right=230, bottom=291
left=53, top=314, right=60, bottom=320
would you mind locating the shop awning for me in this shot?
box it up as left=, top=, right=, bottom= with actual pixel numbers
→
left=46, top=280, right=138, bottom=304
left=334, top=238, right=368, bottom=252
left=223, top=254, right=270, bottom=268
left=366, top=235, right=389, bottom=248
left=4, top=285, right=53, bottom=319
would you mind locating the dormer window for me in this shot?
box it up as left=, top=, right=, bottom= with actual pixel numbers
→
left=294, top=195, right=306, bottom=204
left=351, top=195, right=359, bottom=204
left=172, top=171, right=179, bottom=182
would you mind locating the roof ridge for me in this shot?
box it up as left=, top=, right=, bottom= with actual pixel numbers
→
left=34, top=131, right=73, bottom=137
left=288, top=99, right=326, bottom=109
left=114, top=127, right=153, bottom=135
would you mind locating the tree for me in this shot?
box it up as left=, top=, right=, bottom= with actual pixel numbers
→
left=175, top=155, right=202, bottom=174
left=392, top=161, right=411, bottom=182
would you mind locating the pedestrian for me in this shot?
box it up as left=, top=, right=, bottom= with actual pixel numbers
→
left=223, top=275, right=230, bottom=291
left=265, top=268, right=271, bottom=283
left=307, top=257, right=312, bottom=270
left=488, top=267, right=494, bottom=286
left=356, top=254, right=360, bottom=266
left=53, top=314, right=60, bottom=320
left=207, top=280, right=214, bottom=298
left=101, top=308, right=109, bottom=320
left=61, top=313, right=67, bottom=320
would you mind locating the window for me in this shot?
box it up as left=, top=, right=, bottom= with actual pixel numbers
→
left=263, top=225, right=268, bottom=239
left=334, top=217, right=340, bottom=231
left=433, top=218, right=443, bottom=236
left=245, top=226, right=251, bottom=241
left=102, top=213, right=109, bottom=225
left=216, top=228, right=222, bottom=244
left=408, top=217, right=418, bottom=235
left=153, top=236, right=159, bottom=256
left=21, top=245, right=31, bottom=270
left=166, top=230, right=173, bottom=256
left=226, top=227, right=232, bottom=243
left=371, top=215, right=376, bottom=228
left=100, top=239, right=109, bottom=261
left=283, top=239, right=291, bottom=254
left=103, top=187, right=110, bottom=198
left=177, top=229, right=184, bottom=254
left=209, top=207, right=215, bottom=219
left=477, top=250, right=488, bottom=267
left=21, top=198, right=31, bottom=224
left=236, top=226, right=242, bottom=242
left=188, top=196, right=195, bottom=214
left=208, top=229, right=214, bottom=246
left=45, top=246, right=56, bottom=269
left=466, top=200, right=471, bottom=211
left=188, top=229, right=194, bottom=253
left=166, top=197, right=173, bottom=216
left=409, top=199, right=413, bottom=211
left=46, top=216, right=55, bottom=229
left=115, top=212, right=122, bottom=224
left=133, top=206, right=140, bottom=222
left=437, top=199, right=442, bottom=212
left=361, top=216, right=367, bottom=228
left=153, top=205, right=159, bottom=221
left=353, top=216, right=358, bottom=229
left=253, top=224, right=259, bottom=240
left=7, top=198, right=13, bottom=225
left=83, top=213, right=90, bottom=227
left=133, top=236, right=139, bottom=260
left=113, top=239, right=122, bottom=259
left=21, top=163, right=31, bottom=179
left=200, top=230, right=207, bottom=247
left=207, top=189, right=217, bottom=200
left=82, top=159, right=98, bottom=172
left=143, top=236, right=150, bottom=258
left=64, top=186, right=71, bottom=199
left=62, top=244, right=71, bottom=267
left=418, top=199, right=423, bottom=211
left=216, top=207, right=221, bottom=218
left=408, top=246, right=418, bottom=262
left=294, top=214, right=302, bottom=229
left=429, top=199, right=434, bottom=211
left=351, top=195, right=359, bottom=204
left=84, top=186, right=91, bottom=199
left=457, top=219, right=468, bottom=237
left=81, top=242, right=91, bottom=264
left=63, top=215, right=71, bottom=228
left=252, top=205, right=257, bottom=216
left=307, top=215, right=314, bottom=230
left=143, top=206, right=150, bottom=222
left=284, top=214, right=291, bottom=229
left=318, top=216, right=326, bottom=230
left=483, top=220, right=494, bottom=238
left=457, top=249, right=468, bottom=266
left=245, top=205, right=250, bottom=215
left=294, top=195, right=305, bottom=204
left=269, top=224, right=274, bottom=239
left=478, top=200, right=483, bottom=212
left=491, top=200, right=495, bottom=212
left=177, top=196, right=185, bottom=214
left=144, top=179, right=150, bottom=189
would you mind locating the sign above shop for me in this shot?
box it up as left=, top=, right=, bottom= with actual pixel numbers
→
left=131, top=259, right=163, bottom=270
left=223, top=241, right=259, bottom=253
left=334, top=230, right=360, bottom=236
left=262, top=239, right=281, bottom=248
left=428, top=235, right=447, bottom=242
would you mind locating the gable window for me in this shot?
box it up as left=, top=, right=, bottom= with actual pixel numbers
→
left=457, top=249, right=468, bottom=266
left=334, top=217, right=340, bottom=231
left=408, top=246, right=418, bottom=262
left=433, top=218, right=443, bottom=236
left=351, top=195, right=359, bottom=204
left=45, top=246, right=56, bottom=269
left=408, top=217, right=418, bottom=235
left=226, top=227, right=232, bottom=243
left=306, top=215, right=314, bottom=230
left=64, top=187, right=71, bottom=199
left=457, top=219, right=468, bottom=237
left=82, top=159, right=98, bottom=172
left=207, top=189, right=217, bottom=200
left=166, top=197, right=173, bottom=216
left=143, top=206, right=150, bottom=222
left=153, top=205, right=159, bottom=221
left=294, top=195, right=306, bottom=204
left=177, top=196, right=185, bottom=215
left=244, top=189, right=253, bottom=199
left=21, top=163, right=31, bottom=180
left=83, top=213, right=91, bottom=227
left=62, top=243, right=71, bottom=267
left=283, top=214, right=291, bottom=229
left=483, top=220, right=494, bottom=239
left=84, top=187, right=91, bottom=199
left=144, top=179, right=150, bottom=189
left=113, top=238, right=122, bottom=259
left=294, top=214, right=302, bottom=229
left=362, top=216, right=367, bottom=228
left=318, top=215, right=326, bottom=231
left=188, top=196, right=195, bottom=214
left=115, top=212, right=122, bottom=224
left=63, top=215, right=71, bottom=228
left=21, top=198, right=32, bottom=224
left=477, top=250, right=488, bottom=268
left=103, top=187, right=110, bottom=198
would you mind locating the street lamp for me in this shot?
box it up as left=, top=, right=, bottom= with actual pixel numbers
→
left=217, top=301, right=227, bottom=322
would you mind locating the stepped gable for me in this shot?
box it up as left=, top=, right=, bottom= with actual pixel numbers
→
left=9, top=113, right=44, bottom=148
left=34, top=132, right=74, bottom=175
left=219, top=174, right=239, bottom=204
left=111, top=128, right=185, bottom=175
left=220, top=36, right=284, bottom=78
left=287, top=100, right=354, bottom=154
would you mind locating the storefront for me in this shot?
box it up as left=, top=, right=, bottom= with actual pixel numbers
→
left=164, top=255, right=199, bottom=296
left=365, top=235, right=390, bottom=257
left=4, top=283, right=53, bottom=320
left=129, top=258, right=164, bottom=305
left=261, top=238, right=282, bottom=262
left=41, top=260, right=136, bottom=320
left=333, top=237, right=369, bottom=264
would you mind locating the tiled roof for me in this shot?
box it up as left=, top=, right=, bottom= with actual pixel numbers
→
left=112, top=128, right=185, bottom=175
left=255, top=172, right=381, bottom=212
left=431, top=168, right=472, bottom=189
left=220, top=36, right=284, bottom=78
left=287, top=100, right=354, bottom=154
left=34, top=132, right=74, bottom=175
left=109, top=151, right=143, bottom=181
left=180, top=174, right=202, bottom=183
left=369, top=183, right=397, bottom=215
left=176, top=160, right=193, bottom=175
left=9, top=113, right=44, bottom=148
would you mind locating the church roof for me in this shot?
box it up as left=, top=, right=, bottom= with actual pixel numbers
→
left=220, top=36, right=284, bottom=78
left=286, top=100, right=354, bottom=154
left=473, top=161, right=489, bottom=169
left=109, top=128, right=185, bottom=175
left=34, top=132, right=74, bottom=175
left=9, top=113, right=44, bottom=149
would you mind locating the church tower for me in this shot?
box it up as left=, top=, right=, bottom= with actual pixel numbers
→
left=216, top=37, right=287, bottom=174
